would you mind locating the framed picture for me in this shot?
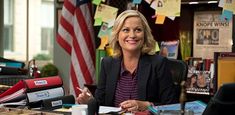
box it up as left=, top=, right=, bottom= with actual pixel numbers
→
left=56, top=8, right=62, bottom=32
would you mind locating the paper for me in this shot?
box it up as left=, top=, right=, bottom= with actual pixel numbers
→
left=98, top=22, right=112, bottom=38
left=223, top=0, right=235, bottom=14
left=155, top=15, right=165, bottom=24
left=92, top=0, right=102, bottom=6
left=150, top=0, right=157, bottom=9
left=98, top=36, right=109, bottom=50
left=94, top=4, right=118, bottom=24
left=94, top=18, right=102, bottom=26
left=155, top=0, right=181, bottom=17
left=99, top=106, right=121, bottom=114
left=218, top=0, right=224, bottom=8
left=54, top=105, right=121, bottom=114
left=220, top=9, right=233, bottom=21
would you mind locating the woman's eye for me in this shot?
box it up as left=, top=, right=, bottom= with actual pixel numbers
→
left=135, top=28, right=143, bottom=32
left=122, top=28, right=129, bottom=32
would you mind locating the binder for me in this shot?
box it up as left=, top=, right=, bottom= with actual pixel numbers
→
left=24, top=76, right=63, bottom=92
left=41, top=95, right=75, bottom=110
left=26, top=87, right=64, bottom=103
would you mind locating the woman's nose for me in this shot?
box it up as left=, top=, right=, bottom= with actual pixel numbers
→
left=129, top=30, right=136, bottom=38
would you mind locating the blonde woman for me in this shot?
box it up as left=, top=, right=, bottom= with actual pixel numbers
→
left=77, top=10, right=176, bottom=112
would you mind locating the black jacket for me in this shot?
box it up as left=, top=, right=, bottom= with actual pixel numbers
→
left=95, top=54, right=177, bottom=106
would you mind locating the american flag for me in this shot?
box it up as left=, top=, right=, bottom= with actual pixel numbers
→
left=57, top=0, right=96, bottom=97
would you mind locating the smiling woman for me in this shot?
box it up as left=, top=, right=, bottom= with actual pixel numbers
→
left=77, top=10, right=177, bottom=113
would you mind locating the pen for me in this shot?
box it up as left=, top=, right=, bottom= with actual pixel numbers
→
left=76, top=87, right=91, bottom=96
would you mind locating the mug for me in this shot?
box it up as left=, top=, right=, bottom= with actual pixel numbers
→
left=72, top=104, right=88, bottom=115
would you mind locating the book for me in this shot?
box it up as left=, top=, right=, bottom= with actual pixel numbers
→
left=148, top=100, right=206, bottom=115
left=160, top=40, right=179, bottom=59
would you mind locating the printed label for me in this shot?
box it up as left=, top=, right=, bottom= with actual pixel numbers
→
left=34, top=80, right=48, bottom=86
left=51, top=100, right=63, bottom=107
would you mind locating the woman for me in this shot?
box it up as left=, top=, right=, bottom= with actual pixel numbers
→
left=77, top=10, right=176, bottom=112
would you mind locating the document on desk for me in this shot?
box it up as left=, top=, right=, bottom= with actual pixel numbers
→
left=99, top=106, right=121, bottom=114
left=53, top=105, right=121, bottom=114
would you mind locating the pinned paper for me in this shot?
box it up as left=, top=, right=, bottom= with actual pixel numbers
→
left=220, top=10, right=233, bottom=21
left=155, top=15, right=165, bottom=24
left=155, top=0, right=181, bottom=17
left=168, top=16, right=176, bottom=21
left=223, top=0, right=235, bottom=14
left=98, top=36, right=109, bottom=50
left=92, top=0, right=102, bottom=5
left=150, top=0, right=157, bottom=10
left=94, top=4, right=118, bottom=24
left=98, top=22, right=112, bottom=39
left=94, top=18, right=102, bottom=26
left=218, top=0, right=224, bottom=8
left=133, top=0, right=142, bottom=4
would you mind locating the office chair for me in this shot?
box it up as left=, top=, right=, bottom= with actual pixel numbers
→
left=202, top=83, right=235, bottom=115
left=167, top=59, right=188, bottom=102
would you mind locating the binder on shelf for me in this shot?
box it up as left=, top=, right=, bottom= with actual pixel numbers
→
left=0, top=57, right=25, bottom=68
left=0, top=66, right=27, bottom=75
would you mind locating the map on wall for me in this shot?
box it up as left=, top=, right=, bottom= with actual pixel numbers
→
left=193, top=11, right=233, bottom=59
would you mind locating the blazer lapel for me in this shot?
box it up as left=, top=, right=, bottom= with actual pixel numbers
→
left=137, top=55, right=151, bottom=101
left=106, top=58, right=121, bottom=105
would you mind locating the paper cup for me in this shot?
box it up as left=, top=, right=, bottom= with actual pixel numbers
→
left=72, top=104, right=88, bottom=115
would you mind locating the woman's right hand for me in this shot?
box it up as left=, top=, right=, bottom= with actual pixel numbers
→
left=76, top=87, right=93, bottom=104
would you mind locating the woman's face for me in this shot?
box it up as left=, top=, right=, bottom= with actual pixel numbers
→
left=191, top=76, right=196, bottom=83
left=118, top=17, right=144, bottom=54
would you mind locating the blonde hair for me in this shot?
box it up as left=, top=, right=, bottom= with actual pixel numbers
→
left=110, top=10, right=156, bottom=58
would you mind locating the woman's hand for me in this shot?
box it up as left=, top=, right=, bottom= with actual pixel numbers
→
left=120, top=100, right=151, bottom=112
left=76, top=87, right=93, bottom=104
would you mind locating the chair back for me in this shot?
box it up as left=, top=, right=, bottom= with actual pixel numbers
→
left=202, top=83, right=235, bottom=115
left=167, top=59, right=188, bottom=101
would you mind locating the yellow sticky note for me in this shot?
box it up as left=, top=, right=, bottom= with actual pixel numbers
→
left=155, top=15, right=165, bottom=24
left=98, top=36, right=109, bottom=50
left=94, top=18, right=102, bottom=26
left=92, top=0, right=102, bottom=6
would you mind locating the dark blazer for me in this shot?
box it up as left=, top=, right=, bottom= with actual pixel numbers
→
left=95, top=54, right=177, bottom=106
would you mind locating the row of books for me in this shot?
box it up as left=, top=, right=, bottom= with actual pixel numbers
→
left=0, top=76, right=75, bottom=110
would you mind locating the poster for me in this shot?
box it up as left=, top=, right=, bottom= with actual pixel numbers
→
left=193, top=11, right=232, bottom=59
